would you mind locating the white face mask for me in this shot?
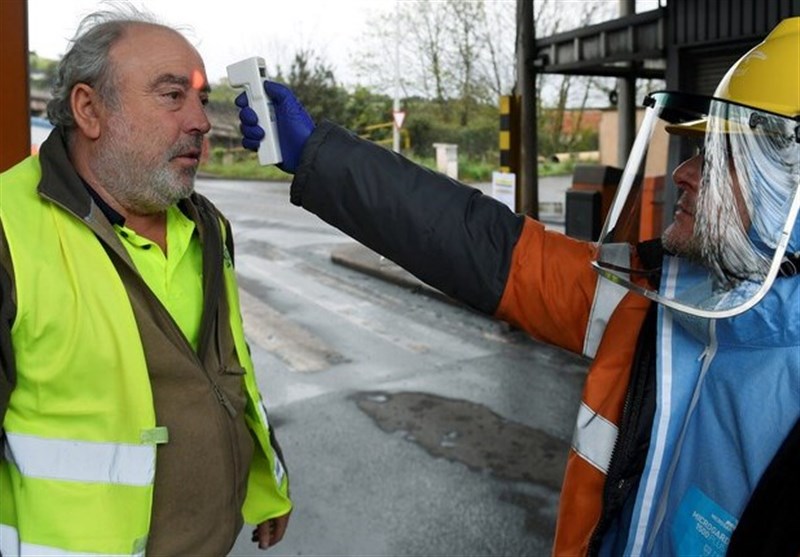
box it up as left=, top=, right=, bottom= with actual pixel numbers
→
left=592, top=91, right=800, bottom=318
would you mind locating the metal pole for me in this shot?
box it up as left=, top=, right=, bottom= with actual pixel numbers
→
left=517, top=0, right=538, bottom=218
left=617, top=0, right=636, bottom=166
left=392, top=0, right=401, bottom=153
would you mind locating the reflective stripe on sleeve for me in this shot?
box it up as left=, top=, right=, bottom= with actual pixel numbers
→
left=256, top=402, right=286, bottom=485
left=256, top=401, right=270, bottom=431
left=0, top=524, right=144, bottom=557
left=584, top=244, right=630, bottom=358
left=4, top=432, right=156, bottom=486
left=571, top=402, right=618, bottom=474
left=274, top=453, right=286, bottom=485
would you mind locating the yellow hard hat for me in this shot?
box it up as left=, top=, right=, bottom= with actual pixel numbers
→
left=666, top=17, right=800, bottom=137
left=714, top=16, right=800, bottom=117
left=596, top=20, right=800, bottom=317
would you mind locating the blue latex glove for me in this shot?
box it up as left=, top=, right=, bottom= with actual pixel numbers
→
left=235, top=81, right=315, bottom=174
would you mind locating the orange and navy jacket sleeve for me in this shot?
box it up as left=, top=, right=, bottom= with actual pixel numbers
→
left=291, top=121, right=524, bottom=315
left=494, top=217, right=598, bottom=353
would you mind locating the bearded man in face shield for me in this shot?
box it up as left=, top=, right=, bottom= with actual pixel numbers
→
left=236, top=17, right=799, bottom=556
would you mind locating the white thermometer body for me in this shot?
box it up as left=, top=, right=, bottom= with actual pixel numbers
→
left=226, top=56, right=282, bottom=166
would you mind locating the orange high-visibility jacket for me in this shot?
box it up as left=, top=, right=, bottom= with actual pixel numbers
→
left=289, top=121, right=798, bottom=556
left=495, top=218, right=651, bottom=554
left=293, top=122, right=652, bottom=553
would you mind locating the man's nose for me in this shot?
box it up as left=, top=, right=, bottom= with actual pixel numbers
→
left=185, top=95, right=211, bottom=135
left=672, top=153, right=702, bottom=192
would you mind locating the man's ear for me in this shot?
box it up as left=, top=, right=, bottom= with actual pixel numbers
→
left=70, top=83, right=102, bottom=140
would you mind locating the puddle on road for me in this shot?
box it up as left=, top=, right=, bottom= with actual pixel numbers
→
left=353, top=391, right=568, bottom=491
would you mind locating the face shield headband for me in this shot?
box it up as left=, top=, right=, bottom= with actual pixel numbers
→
left=593, top=91, right=800, bottom=318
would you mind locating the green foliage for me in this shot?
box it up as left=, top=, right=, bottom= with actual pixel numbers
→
left=458, top=158, right=498, bottom=182
left=404, top=97, right=498, bottom=159
left=344, top=87, right=393, bottom=134
left=208, top=82, right=239, bottom=104
left=206, top=81, right=240, bottom=123
left=539, top=159, right=577, bottom=177
left=29, top=45, right=594, bottom=185
left=29, top=52, right=58, bottom=92
left=30, top=45, right=591, bottom=187
left=200, top=149, right=291, bottom=181
left=276, top=50, right=350, bottom=126
left=536, top=108, right=600, bottom=156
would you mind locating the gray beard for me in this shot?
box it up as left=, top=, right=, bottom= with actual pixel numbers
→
left=662, top=228, right=703, bottom=262
left=91, top=133, right=200, bottom=215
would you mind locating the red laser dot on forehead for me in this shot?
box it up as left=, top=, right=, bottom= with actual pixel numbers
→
left=191, top=69, right=206, bottom=90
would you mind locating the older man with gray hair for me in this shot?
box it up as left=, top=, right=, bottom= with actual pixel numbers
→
left=0, top=7, right=291, bottom=555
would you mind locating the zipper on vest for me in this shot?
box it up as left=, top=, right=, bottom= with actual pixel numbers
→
left=587, top=304, right=657, bottom=556
left=644, top=320, right=718, bottom=554
left=212, top=381, right=237, bottom=417
left=210, top=373, right=244, bottom=545
left=86, top=196, right=247, bottom=545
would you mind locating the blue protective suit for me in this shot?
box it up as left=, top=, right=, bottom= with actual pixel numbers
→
left=623, top=223, right=800, bottom=555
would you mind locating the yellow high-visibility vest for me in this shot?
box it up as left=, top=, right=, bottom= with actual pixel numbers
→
left=0, top=155, right=290, bottom=556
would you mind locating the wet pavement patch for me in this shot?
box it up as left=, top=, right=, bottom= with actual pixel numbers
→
left=353, top=391, right=568, bottom=491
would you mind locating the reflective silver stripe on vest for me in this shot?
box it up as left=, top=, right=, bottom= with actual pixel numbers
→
left=583, top=244, right=630, bottom=358
left=256, top=402, right=285, bottom=485
left=0, top=524, right=19, bottom=557
left=0, top=524, right=144, bottom=557
left=571, top=402, right=618, bottom=474
left=4, top=432, right=155, bottom=486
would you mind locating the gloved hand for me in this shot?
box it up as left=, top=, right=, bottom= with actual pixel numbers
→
left=235, top=81, right=315, bottom=174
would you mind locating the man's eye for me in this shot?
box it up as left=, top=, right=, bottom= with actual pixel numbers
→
left=686, top=137, right=704, bottom=156
left=164, top=90, right=183, bottom=101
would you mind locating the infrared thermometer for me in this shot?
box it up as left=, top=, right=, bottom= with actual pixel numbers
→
left=226, top=56, right=282, bottom=166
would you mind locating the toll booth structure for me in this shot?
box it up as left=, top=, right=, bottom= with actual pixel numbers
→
left=513, top=0, right=799, bottom=240
left=565, top=165, right=665, bottom=243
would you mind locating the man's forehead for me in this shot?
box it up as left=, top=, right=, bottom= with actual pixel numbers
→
left=147, top=70, right=209, bottom=92
left=111, top=23, right=208, bottom=89
left=191, top=69, right=207, bottom=91
left=118, top=22, right=186, bottom=47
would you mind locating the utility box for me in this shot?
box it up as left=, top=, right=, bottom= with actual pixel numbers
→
left=565, top=165, right=623, bottom=241
left=433, top=143, right=458, bottom=179
left=566, top=190, right=602, bottom=241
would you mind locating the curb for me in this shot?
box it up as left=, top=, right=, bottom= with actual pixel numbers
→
left=330, top=243, right=458, bottom=307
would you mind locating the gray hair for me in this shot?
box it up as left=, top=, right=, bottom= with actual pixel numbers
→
left=46, top=4, right=166, bottom=131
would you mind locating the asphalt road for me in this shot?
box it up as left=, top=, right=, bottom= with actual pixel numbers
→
left=195, top=177, right=587, bottom=557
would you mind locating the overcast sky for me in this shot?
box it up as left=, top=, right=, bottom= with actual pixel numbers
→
left=28, top=0, right=665, bottom=89
left=27, top=0, right=391, bottom=86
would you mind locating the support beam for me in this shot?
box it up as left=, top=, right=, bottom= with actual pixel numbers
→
left=617, top=0, right=636, bottom=166
left=516, top=0, right=538, bottom=218
left=533, top=8, right=665, bottom=78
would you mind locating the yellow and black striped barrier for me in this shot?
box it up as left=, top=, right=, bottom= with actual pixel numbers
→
left=499, top=95, right=519, bottom=174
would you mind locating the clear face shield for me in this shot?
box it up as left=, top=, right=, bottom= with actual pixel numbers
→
left=593, top=91, right=800, bottom=317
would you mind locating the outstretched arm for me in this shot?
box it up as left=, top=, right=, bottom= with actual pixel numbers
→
left=291, top=121, right=524, bottom=314
left=236, top=82, right=524, bottom=314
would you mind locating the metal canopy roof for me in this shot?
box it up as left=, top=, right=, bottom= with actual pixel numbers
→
left=533, top=8, right=667, bottom=79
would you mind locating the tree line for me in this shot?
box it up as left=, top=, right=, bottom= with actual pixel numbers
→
left=29, top=1, right=664, bottom=170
